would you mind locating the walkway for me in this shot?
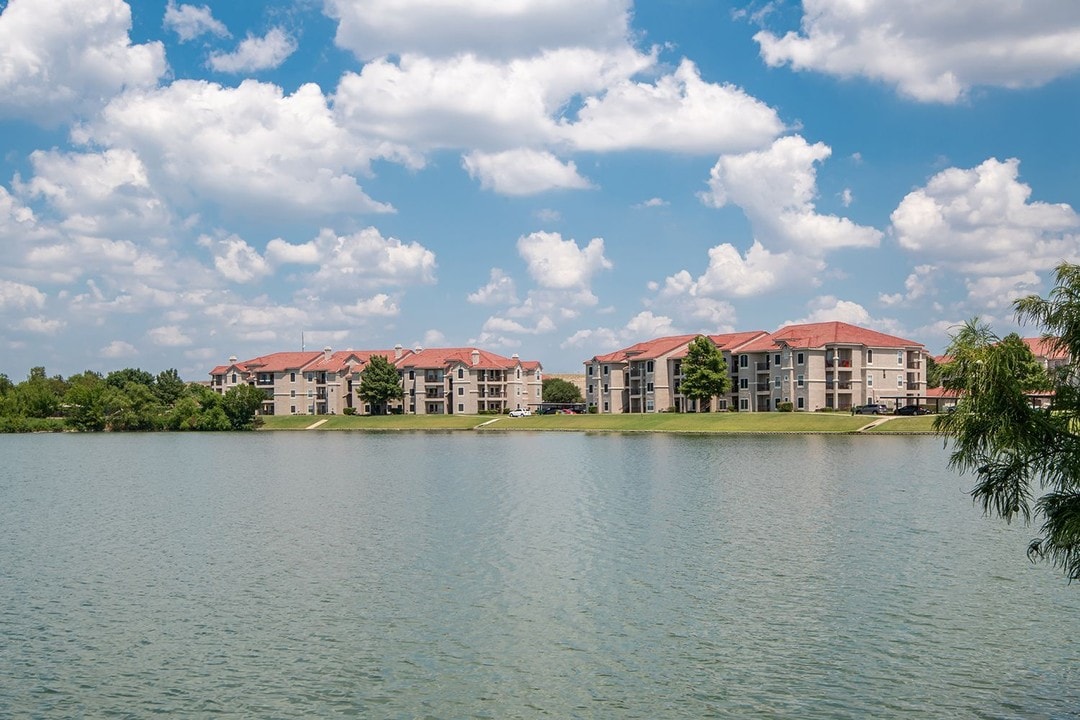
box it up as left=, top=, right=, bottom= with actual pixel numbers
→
left=857, top=416, right=894, bottom=432
left=305, top=419, right=329, bottom=430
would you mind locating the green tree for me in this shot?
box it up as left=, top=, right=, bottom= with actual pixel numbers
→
left=357, top=355, right=403, bottom=415
left=63, top=371, right=112, bottom=431
left=222, top=383, right=267, bottom=430
left=15, top=367, right=65, bottom=418
left=105, top=368, right=155, bottom=390
left=935, top=264, right=1080, bottom=580
left=109, top=382, right=162, bottom=431
left=542, top=377, right=583, bottom=404
left=680, top=336, right=730, bottom=412
left=154, top=368, right=187, bottom=406
left=925, top=355, right=942, bottom=389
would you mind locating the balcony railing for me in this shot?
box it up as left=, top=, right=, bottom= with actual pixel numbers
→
left=825, top=381, right=853, bottom=390
left=907, top=383, right=921, bottom=391
left=756, top=361, right=771, bottom=371
left=756, top=382, right=771, bottom=391
left=907, top=361, right=921, bottom=369
left=827, top=359, right=853, bottom=368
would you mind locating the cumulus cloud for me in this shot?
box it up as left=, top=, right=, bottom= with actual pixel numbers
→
left=468, top=269, right=519, bottom=305
left=101, top=340, right=138, bottom=358
left=879, top=265, right=938, bottom=307
left=325, top=0, right=632, bottom=61
left=0, top=279, right=46, bottom=310
left=891, top=157, right=1080, bottom=275
left=79, top=79, right=398, bottom=218
left=199, top=234, right=271, bottom=284
left=269, top=227, right=437, bottom=290
left=517, top=231, right=612, bottom=290
left=164, top=1, right=230, bottom=42
left=463, top=149, right=593, bottom=195
left=561, top=311, right=677, bottom=352
left=0, top=0, right=165, bottom=124
left=17, top=316, right=66, bottom=335
left=148, top=325, right=194, bottom=347
left=634, top=197, right=669, bottom=209
left=208, top=28, right=297, bottom=73
left=701, top=135, right=882, bottom=254
left=339, top=293, right=400, bottom=318
left=754, top=0, right=1080, bottom=103
left=566, top=59, right=784, bottom=154
left=787, top=296, right=905, bottom=336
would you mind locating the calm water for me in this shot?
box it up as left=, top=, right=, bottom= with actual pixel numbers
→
left=1, top=432, right=1077, bottom=719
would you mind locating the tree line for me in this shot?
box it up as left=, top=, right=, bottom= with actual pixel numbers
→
left=0, top=366, right=265, bottom=432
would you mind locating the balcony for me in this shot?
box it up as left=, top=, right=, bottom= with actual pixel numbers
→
left=425, top=390, right=445, bottom=399
left=755, top=361, right=771, bottom=372
left=907, top=383, right=921, bottom=391
left=827, top=359, right=852, bottom=368
left=907, top=360, right=921, bottom=369
left=825, top=381, right=853, bottom=390
left=756, top=382, right=771, bottom=392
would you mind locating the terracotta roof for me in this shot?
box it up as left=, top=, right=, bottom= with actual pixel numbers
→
left=708, top=330, right=770, bottom=351
left=1022, top=337, right=1069, bottom=361
left=398, top=347, right=537, bottom=370
left=239, top=351, right=323, bottom=373
left=738, top=322, right=923, bottom=353
left=209, top=362, right=248, bottom=375
left=305, top=349, right=405, bottom=373
left=590, top=334, right=700, bottom=363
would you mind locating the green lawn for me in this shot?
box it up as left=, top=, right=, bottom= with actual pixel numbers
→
left=864, top=415, right=939, bottom=433
left=258, top=412, right=932, bottom=433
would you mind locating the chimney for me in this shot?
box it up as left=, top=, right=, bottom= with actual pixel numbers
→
left=324, top=346, right=332, bottom=359
left=415, top=345, right=423, bottom=353
left=394, top=343, right=403, bottom=360
left=471, top=349, right=480, bottom=366
left=229, top=355, right=238, bottom=365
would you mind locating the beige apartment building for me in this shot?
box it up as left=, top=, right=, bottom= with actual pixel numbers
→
left=397, top=347, right=542, bottom=415
left=209, top=345, right=541, bottom=416
left=585, top=321, right=929, bottom=413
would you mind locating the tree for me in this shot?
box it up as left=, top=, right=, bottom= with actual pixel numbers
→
left=357, top=355, right=403, bottom=415
left=926, top=355, right=942, bottom=389
left=222, top=384, right=267, bottom=430
left=542, top=377, right=583, bottom=404
left=935, top=262, right=1080, bottom=580
left=680, top=336, right=730, bottom=412
left=105, top=368, right=155, bottom=390
left=154, top=368, right=187, bottom=406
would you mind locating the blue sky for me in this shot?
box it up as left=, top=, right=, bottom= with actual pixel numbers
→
left=2, top=0, right=1079, bottom=378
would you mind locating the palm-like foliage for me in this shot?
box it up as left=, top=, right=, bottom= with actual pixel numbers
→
left=936, top=263, right=1080, bottom=580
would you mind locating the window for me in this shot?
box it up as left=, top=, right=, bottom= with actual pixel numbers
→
left=797, top=374, right=804, bottom=388
left=290, top=372, right=295, bottom=382
left=774, top=376, right=781, bottom=389
left=290, top=405, right=296, bottom=413
left=588, top=366, right=594, bottom=376
left=646, top=382, right=654, bottom=392
left=231, top=373, right=237, bottom=383
left=603, top=365, right=609, bottom=375
left=458, top=404, right=464, bottom=412
left=740, top=398, right=749, bottom=410
left=897, top=350, right=904, bottom=365
left=867, top=349, right=874, bottom=365
left=797, top=352, right=804, bottom=365
left=646, top=360, right=654, bottom=372
left=307, top=389, right=313, bottom=397
left=516, top=369, right=521, bottom=379
left=739, top=354, right=748, bottom=368
left=897, top=375, right=904, bottom=388
left=774, top=354, right=781, bottom=366
left=290, top=390, right=295, bottom=398
left=604, top=402, right=609, bottom=411
left=409, top=370, right=415, bottom=380
left=603, top=384, right=609, bottom=393
left=867, top=375, right=873, bottom=387
left=740, top=378, right=748, bottom=389
left=458, top=368, right=464, bottom=379
left=458, top=387, right=463, bottom=396
left=797, top=397, right=805, bottom=409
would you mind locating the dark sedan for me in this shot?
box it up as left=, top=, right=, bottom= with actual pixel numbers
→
left=894, top=405, right=931, bottom=415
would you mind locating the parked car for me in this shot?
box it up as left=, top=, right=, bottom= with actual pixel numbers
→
left=854, top=403, right=889, bottom=415
left=894, top=405, right=931, bottom=415
left=508, top=409, right=532, bottom=417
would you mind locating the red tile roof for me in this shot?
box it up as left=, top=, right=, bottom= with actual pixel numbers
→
left=591, top=334, right=700, bottom=363
left=398, top=347, right=538, bottom=370
left=305, top=349, right=406, bottom=373
left=738, top=322, right=923, bottom=353
left=1022, top=337, right=1069, bottom=361
left=240, top=351, right=323, bottom=373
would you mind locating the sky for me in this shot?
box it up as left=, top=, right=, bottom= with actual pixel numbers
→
left=1, top=0, right=1079, bottom=378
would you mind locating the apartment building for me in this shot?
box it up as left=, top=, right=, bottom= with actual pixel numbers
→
left=397, top=347, right=542, bottom=415
left=585, top=321, right=929, bottom=413
left=209, top=345, right=542, bottom=416
left=583, top=331, right=768, bottom=413
left=210, top=347, right=408, bottom=416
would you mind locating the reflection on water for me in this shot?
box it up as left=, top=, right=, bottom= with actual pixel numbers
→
left=1, top=432, right=1077, bottom=718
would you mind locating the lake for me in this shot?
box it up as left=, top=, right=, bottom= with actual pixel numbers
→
left=1, top=432, right=1078, bottom=718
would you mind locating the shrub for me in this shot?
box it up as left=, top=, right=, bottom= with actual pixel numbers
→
left=588, top=405, right=598, bottom=414
left=342, top=407, right=356, bottom=415
left=778, top=402, right=794, bottom=412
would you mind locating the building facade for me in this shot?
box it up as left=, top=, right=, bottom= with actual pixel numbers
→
left=209, top=345, right=541, bottom=416
left=585, top=322, right=929, bottom=413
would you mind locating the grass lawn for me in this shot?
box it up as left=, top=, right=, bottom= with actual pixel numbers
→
left=864, top=415, right=939, bottom=433
left=260, top=414, right=489, bottom=431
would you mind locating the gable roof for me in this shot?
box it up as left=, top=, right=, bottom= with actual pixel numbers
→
left=590, top=334, right=700, bottom=363
left=1022, top=337, right=1069, bottom=361
left=398, top=347, right=536, bottom=371
left=305, top=349, right=406, bottom=373
left=738, top=322, right=923, bottom=353
left=232, top=351, right=323, bottom=374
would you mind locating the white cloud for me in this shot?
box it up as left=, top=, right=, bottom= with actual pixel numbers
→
left=468, top=268, right=519, bottom=305
left=787, top=296, right=905, bottom=336
left=481, top=315, right=556, bottom=335
left=148, top=325, right=194, bottom=347
left=17, top=316, right=66, bottom=335
left=660, top=242, right=814, bottom=300
left=270, top=227, right=437, bottom=291
left=0, top=280, right=46, bottom=310
left=164, top=1, right=230, bottom=42
left=891, top=157, right=1080, bottom=275
left=0, top=0, right=165, bottom=124
left=325, top=0, right=632, bottom=61
left=634, top=197, right=669, bottom=209
left=340, top=293, right=400, bottom=318
left=101, top=340, right=138, bottom=358
left=199, top=234, right=272, bottom=284
left=80, top=80, right=397, bottom=218
left=878, top=265, right=938, bottom=307
left=517, top=231, right=612, bottom=289
left=422, top=329, right=446, bottom=347
left=560, top=311, right=677, bottom=352
left=964, top=273, right=1042, bottom=310
left=209, top=28, right=297, bottom=73
left=566, top=59, right=784, bottom=154
left=463, top=149, right=593, bottom=195
left=701, top=135, right=882, bottom=253
left=754, top=0, right=1080, bottom=103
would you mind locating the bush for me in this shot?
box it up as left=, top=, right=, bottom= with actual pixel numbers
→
left=777, top=402, right=794, bottom=412
left=342, top=407, right=356, bottom=415
left=588, top=405, right=598, bottom=414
